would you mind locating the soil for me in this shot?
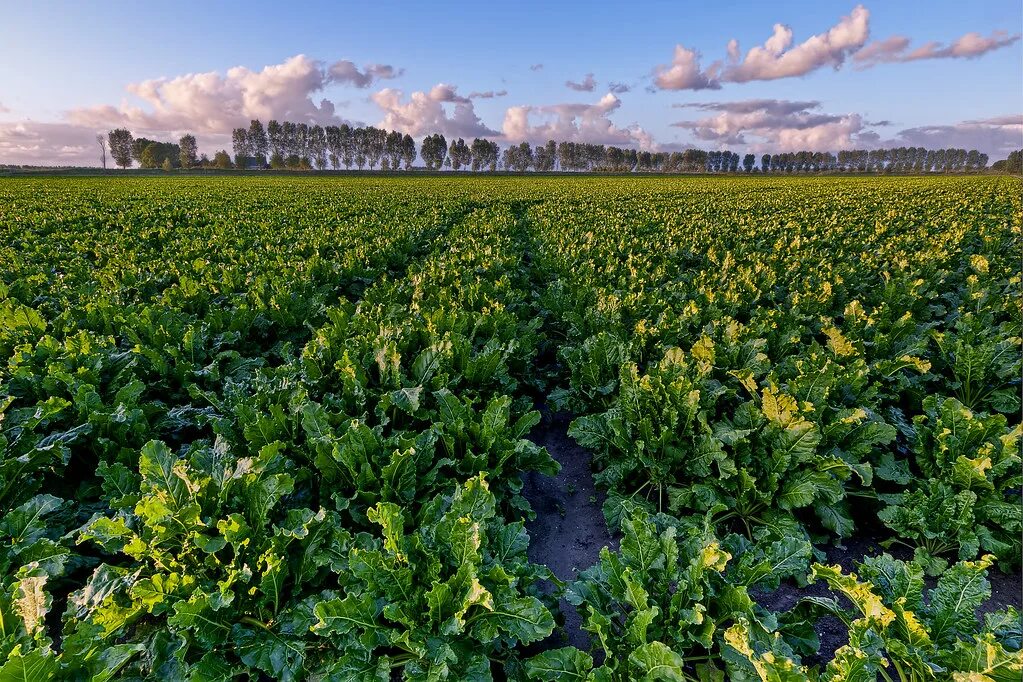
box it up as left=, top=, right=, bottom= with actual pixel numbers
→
left=521, top=407, right=1023, bottom=662
left=522, top=408, right=617, bottom=649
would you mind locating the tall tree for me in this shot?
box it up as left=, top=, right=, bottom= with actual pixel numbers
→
left=281, top=122, right=298, bottom=162
left=743, top=154, right=755, bottom=173
left=267, top=120, right=284, bottom=158
left=108, top=128, right=134, bottom=169
left=248, top=120, right=268, bottom=165
left=325, top=126, right=342, bottom=169
left=231, top=128, right=250, bottom=167
left=365, top=127, right=386, bottom=169
left=534, top=140, right=556, bottom=171
left=139, top=143, right=158, bottom=169
left=448, top=138, right=471, bottom=171
left=401, top=134, right=416, bottom=169
left=295, top=123, right=310, bottom=165
left=421, top=133, right=448, bottom=170
left=179, top=134, right=197, bottom=169
left=131, top=138, right=177, bottom=167
left=340, top=124, right=356, bottom=169
left=213, top=150, right=233, bottom=169
left=309, top=125, right=328, bottom=169
left=353, top=127, right=367, bottom=169
left=96, top=134, right=107, bottom=169
left=385, top=130, right=404, bottom=170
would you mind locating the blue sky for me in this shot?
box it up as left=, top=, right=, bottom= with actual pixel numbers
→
left=1, top=1, right=1020, bottom=164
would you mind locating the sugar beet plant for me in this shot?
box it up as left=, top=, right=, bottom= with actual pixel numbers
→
left=1, top=175, right=1020, bottom=678
left=0, top=181, right=558, bottom=678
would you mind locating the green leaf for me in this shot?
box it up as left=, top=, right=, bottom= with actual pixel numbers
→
left=246, top=473, right=294, bottom=530
left=233, top=623, right=306, bottom=682
left=87, top=643, right=145, bottom=682
left=629, top=641, right=686, bottom=681
left=167, top=594, right=232, bottom=647
left=0, top=649, right=58, bottom=682
left=139, top=440, right=188, bottom=508
left=313, top=593, right=382, bottom=638
left=621, top=510, right=665, bottom=576
left=925, top=554, right=992, bottom=646
left=876, top=452, right=911, bottom=485
left=0, top=495, right=63, bottom=547
left=524, top=647, right=594, bottom=680
left=470, top=596, right=553, bottom=644
left=367, top=502, right=406, bottom=562
left=388, top=386, right=422, bottom=416
left=857, top=554, right=924, bottom=610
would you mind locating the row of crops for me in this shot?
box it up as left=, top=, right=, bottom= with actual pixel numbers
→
left=0, top=175, right=1020, bottom=680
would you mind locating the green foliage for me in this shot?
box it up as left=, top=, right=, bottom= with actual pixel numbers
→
left=727, top=554, right=1022, bottom=681
left=571, top=341, right=888, bottom=541
left=525, top=509, right=812, bottom=681
left=878, top=397, right=1021, bottom=573
left=0, top=175, right=1019, bottom=678
left=313, top=474, right=555, bottom=678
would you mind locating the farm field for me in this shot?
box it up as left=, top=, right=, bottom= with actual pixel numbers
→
left=1, top=175, right=1020, bottom=680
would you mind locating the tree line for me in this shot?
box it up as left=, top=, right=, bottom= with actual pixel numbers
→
left=104, top=122, right=1014, bottom=174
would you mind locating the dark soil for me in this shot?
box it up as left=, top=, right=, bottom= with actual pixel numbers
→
left=521, top=408, right=1023, bottom=662
left=522, top=409, right=616, bottom=649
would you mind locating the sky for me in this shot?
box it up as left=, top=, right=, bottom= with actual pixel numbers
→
left=0, top=0, right=1020, bottom=165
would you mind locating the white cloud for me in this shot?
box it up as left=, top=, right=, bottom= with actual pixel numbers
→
left=327, top=60, right=403, bottom=87
left=501, top=92, right=655, bottom=149
left=67, top=55, right=349, bottom=135
left=721, top=4, right=870, bottom=83
left=655, top=7, right=1018, bottom=90
left=672, top=99, right=869, bottom=151
left=0, top=102, right=9, bottom=114
left=655, top=6, right=869, bottom=90
left=371, top=83, right=498, bottom=138
left=565, top=73, right=597, bottom=92
left=654, top=46, right=721, bottom=90
left=853, top=30, right=1020, bottom=67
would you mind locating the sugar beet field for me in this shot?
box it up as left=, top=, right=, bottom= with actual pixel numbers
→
left=1, top=175, right=1020, bottom=681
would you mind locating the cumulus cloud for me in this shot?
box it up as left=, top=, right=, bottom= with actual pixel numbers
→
left=2, top=54, right=402, bottom=165
left=655, top=6, right=869, bottom=90
left=327, top=60, right=403, bottom=87
left=721, top=5, right=870, bottom=83
left=654, top=46, right=721, bottom=90
left=501, top=92, right=655, bottom=149
left=427, top=83, right=471, bottom=104
left=608, top=82, right=631, bottom=94
left=565, top=73, right=597, bottom=92
left=655, top=7, right=1017, bottom=90
left=671, top=99, right=869, bottom=151
left=371, top=83, right=498, bottom=138
left=530, top=63, right=544, bottom=71
left=67, top=54, right=351, bottom=134
left=853, top=30, right=1020, bottom=67
left=468, top=89, right=508, bottom=99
